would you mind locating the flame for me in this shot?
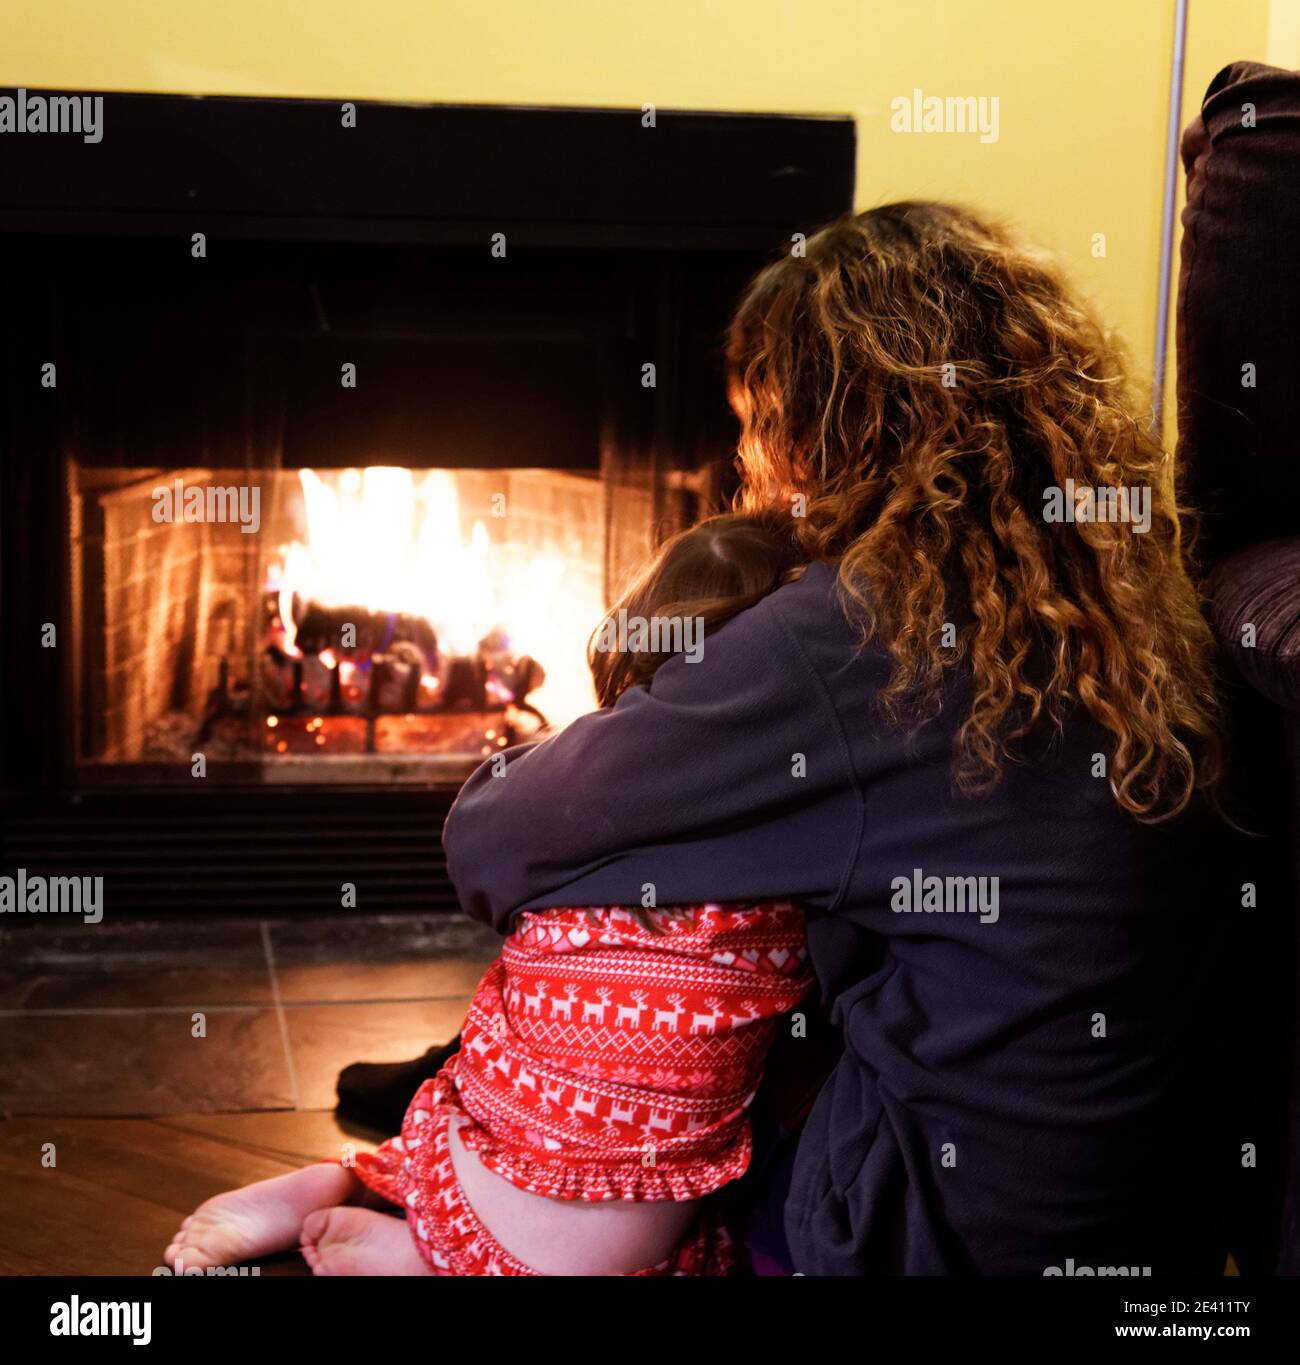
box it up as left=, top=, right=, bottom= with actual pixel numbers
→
left=270, top=467, right=597, bottom=727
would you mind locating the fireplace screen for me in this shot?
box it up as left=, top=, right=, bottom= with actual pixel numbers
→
left=73, top=462, right=612, bottom=783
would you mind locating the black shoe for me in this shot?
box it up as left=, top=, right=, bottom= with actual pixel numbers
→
left=335, top=1033, right=462, bottom=1133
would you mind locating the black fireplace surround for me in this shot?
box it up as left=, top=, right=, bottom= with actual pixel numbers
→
left=0, top=91, right=854, bottom=913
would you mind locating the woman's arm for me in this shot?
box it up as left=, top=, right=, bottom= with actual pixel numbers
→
left=444, top=584, right=861, bottom=931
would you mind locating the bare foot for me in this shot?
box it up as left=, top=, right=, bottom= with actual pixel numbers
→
left=165, top=1163, right=361, bottom=1272
left=299, top=1206, right=432, bottom=1276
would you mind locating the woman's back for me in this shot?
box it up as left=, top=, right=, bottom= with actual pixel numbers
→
left=770, top=562, right=1234, bottom=1274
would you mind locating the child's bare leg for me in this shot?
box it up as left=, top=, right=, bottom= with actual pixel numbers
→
left=447, top=1117, right=699, bottom=1275
left=165, top=1163, right=364, bottom=1271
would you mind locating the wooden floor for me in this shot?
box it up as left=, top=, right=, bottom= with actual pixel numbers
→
left=0, top=911, right=496, bottom=1274
left=0, top=1109, right=386, bottom=1275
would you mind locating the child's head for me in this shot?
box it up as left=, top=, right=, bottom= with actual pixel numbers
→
left=588, top=512, right=804, bottom=706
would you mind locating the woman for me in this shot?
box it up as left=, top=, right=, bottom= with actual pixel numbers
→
left=442, top=201, right=1236, bottom=1275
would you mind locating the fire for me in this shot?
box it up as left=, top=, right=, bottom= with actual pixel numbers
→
left=267, top=466, right=597, bottom=728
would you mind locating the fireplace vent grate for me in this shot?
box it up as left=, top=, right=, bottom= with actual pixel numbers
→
left=0, top=791, right=461, bottom=916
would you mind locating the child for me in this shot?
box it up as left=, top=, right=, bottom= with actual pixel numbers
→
left=164, top=513, right=814, bottom=1277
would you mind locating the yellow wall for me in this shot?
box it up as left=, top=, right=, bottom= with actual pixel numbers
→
left=2, top=0, right=1279, bottom=412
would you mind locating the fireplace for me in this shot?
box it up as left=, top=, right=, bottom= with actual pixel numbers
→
left=1, top=93, right=854, bottom=910
left=78, top=462, right=607, bottom=783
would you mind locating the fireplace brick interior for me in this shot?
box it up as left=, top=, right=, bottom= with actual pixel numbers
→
left=91, top=469, right=253, bottom=763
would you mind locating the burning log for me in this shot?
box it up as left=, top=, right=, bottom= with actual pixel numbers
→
left=370, top=641, right=426, bottom=713
left=477, top=628, right=545, bottom=707
left=290, top=600, right=438, bottom=664
left=260, top=590, right=548, bottom=729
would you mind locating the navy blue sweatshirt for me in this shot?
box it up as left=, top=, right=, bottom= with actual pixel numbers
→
left=443, top=559, right=1234, bottom=1275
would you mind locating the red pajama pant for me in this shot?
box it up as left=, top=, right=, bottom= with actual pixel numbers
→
left=354, top=900, right=812, bottom=1275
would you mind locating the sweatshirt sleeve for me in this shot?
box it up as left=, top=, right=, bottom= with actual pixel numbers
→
left=441, top=591, right=862, bottom=932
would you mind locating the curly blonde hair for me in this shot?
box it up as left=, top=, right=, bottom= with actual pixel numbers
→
left=725, top=201, right=1222, bottom=820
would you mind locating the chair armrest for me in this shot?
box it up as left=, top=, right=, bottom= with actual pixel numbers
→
left=1209, top=537, right=1300, bottom=713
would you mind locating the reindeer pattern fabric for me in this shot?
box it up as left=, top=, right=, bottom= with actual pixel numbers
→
left=354, top=900, right=812, bottom=1274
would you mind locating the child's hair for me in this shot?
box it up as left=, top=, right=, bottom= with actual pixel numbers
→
left=588, top=512, right=805, bottom=707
